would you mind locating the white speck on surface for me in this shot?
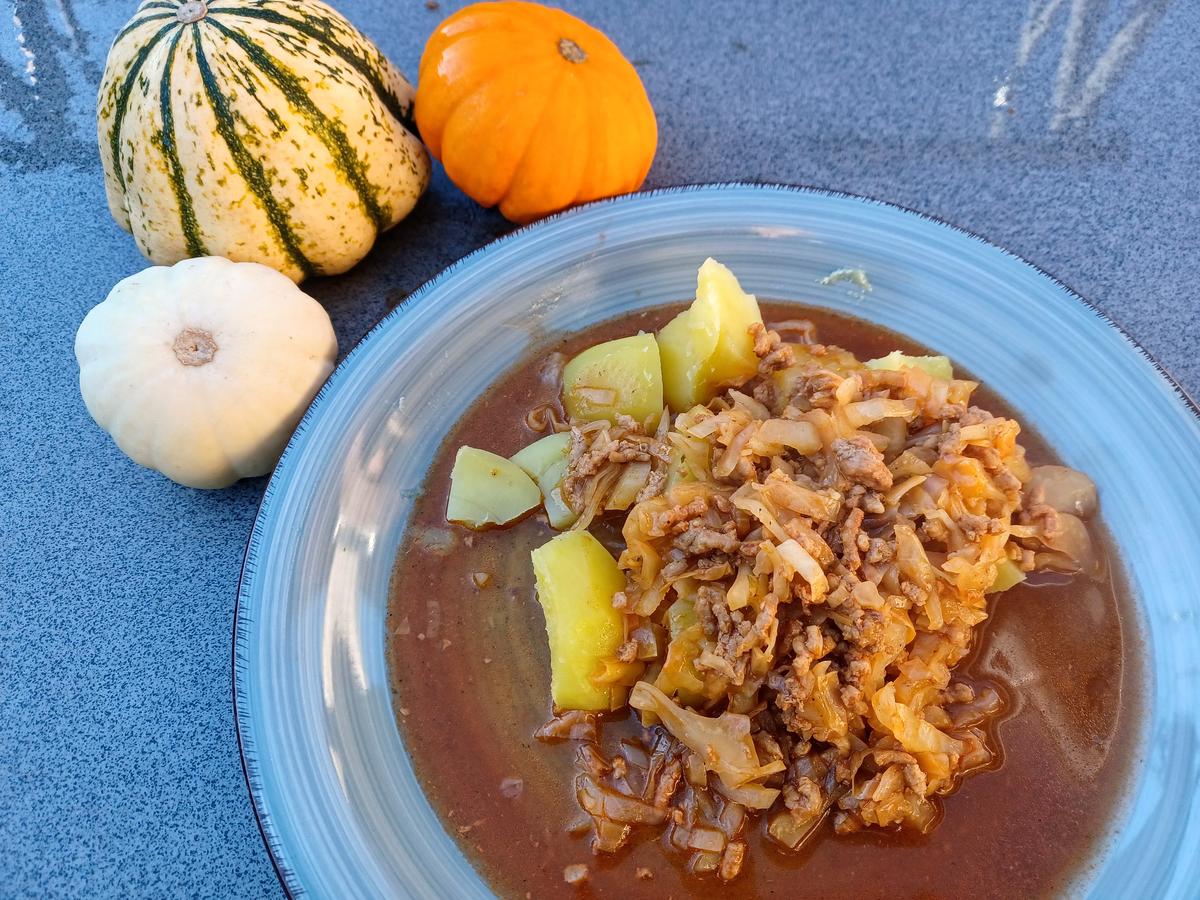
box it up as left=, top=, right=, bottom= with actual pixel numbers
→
left=990, top=0, right=1066, bottom=136
left=11, top=7, right=37, bottom=88
left=819, top=268, right=873, bottom=292
left=499, top=775, right=524, bottom=798
left=563, top=863, right=589, bottom=885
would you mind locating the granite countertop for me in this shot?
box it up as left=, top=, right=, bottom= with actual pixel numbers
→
left=1, top=0, right=1196, bottom=896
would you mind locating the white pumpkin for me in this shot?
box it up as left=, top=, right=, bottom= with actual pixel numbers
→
left=76, top=257, right=338, bottom=488
left=97, top=0, right=431, bottom=282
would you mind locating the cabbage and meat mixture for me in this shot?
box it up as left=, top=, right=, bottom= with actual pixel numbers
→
left=439, top=260, right=1100, bottom=883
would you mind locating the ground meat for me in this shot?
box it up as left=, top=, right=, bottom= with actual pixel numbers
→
left=770, top=666, right=818, bottom=735
left=734, top=594, right=780, bottom=655
left=749, top=323, right=795, bottom=373
left=832, top=436, right=894, bottom=491
left=805, top=371, right=843, bottom=409
left=839, top=507, right=865, bottom=570
left=1021, top=499, right=1062, bottom=540
left=993, top=469, right=1022, bottom=492
left=959, top=406, right=994, bottom=427
left=637, top=465, right=668, bottom=503
left=783, top=775, right=824, bottom=818
left=754, top=730, right=786, bottom=766
left=957, top=512, right=1004, bottom=540
left=753, top=379, right=777, bottom=408
left=652, top=758, right=683, bottom=808
left=967, top=444, right=1003, bottom=469
left=720, top=841, right=746, bottom=881
left=695, top=584, right=731, bottom=636
left=673, top=523, right=741, bottom=555
left=650, top=497, right=709, bottom=536
left=839, top=683, right=868, bottom=716
left=696, top=648, right=741, bottom=681
left=562, top=420, right=668, bottom=512
left=860, top=491, right=885, bottom=514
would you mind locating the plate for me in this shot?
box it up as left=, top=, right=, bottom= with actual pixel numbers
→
left=234, top=184, right=1200, bottom=898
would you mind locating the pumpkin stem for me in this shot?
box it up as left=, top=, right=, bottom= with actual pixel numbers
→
left=173, top=328, right=218, bottom=367
left=557, top=38, right=587, bottom=64
left=176, top=1, right=208, bottom=24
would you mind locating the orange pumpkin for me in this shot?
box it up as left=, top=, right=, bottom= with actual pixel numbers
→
left=415, top=1, right=657, bottom=223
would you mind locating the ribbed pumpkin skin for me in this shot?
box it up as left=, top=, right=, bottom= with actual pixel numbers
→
left=416, top=1, right=657, bottom=224
left=98, top=0, right=430, bottom=282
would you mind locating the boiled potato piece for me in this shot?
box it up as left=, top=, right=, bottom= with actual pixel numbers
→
left=511, top=432, right=570, bottom=481
left=987, top=557, right=1026, bottom=593
left=658, top=296, right=720, bottom=412
left=531, top=531, right=626, bottom=710
left=446, top=446, right=540, bottom=529
left=539, top=459, right=577, bottom=529
left=865, top=350, right=953, bottom=381
left=511, top=433, right=577, bottom=529
left=658, top=258, right=763, bottom=411
left=562, top=333, right=663, bottom=427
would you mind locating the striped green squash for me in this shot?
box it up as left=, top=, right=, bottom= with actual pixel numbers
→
left=98, top=0, right=430, bottom=282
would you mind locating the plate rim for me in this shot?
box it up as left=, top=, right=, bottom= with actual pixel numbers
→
left=231, top=181, right=1200, bottom=898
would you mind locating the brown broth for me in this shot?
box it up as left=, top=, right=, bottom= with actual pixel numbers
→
left=387, top=305, right=1144, bottom=899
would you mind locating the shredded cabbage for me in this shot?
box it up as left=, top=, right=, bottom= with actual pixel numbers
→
left=631, top=682, right=785, bottom=790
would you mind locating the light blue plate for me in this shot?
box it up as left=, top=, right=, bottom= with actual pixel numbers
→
left=234, top=185, right=1200, bottom=898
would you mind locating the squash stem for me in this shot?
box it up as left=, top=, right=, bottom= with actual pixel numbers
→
left=558, top=38, right=587, bottom=64
left=173, top=327, right=218, bottom=367
left=176, top=1, right=208, bottom=25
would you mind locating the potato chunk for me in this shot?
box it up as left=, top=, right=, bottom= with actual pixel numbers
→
left=865, top=350, right=953, bottom=381
left=511, top=433, right=577, bottom=529
left=562, top=333, right=663, bottom=427
left=531, top=531, right=626, bottom=710
left=987, top=558, right=1026, bottom=593
left=446, top=446, right=540, bottom=528
left=511, top=432, right=570, bottom=481
left=657, top=258, right=764, bottom=411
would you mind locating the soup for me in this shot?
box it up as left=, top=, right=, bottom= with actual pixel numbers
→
left=388, top=300, right=1142, bottom=898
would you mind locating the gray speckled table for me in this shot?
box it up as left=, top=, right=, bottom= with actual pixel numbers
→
left=1, top=0, right=1196, bottom=896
